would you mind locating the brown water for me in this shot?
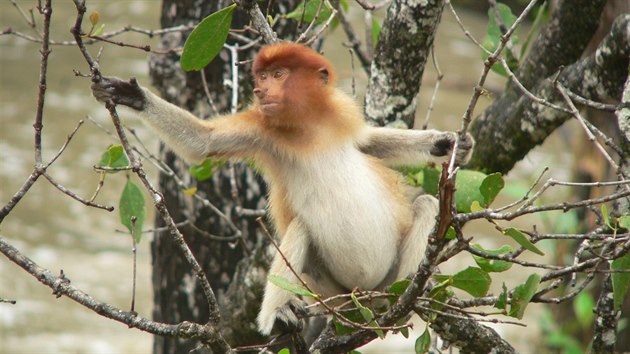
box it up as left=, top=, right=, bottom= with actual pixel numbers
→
left=1, top=2, right=574, bottom=353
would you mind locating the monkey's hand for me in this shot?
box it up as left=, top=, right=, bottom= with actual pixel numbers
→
left=91, top=76, right=147, bottom=111
left=258, top=296, right=307, bottom=336
left=430, top=132, right=475, bottom=165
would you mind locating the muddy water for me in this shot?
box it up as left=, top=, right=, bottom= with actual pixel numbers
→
left=1, top=2, right=573, bottom=353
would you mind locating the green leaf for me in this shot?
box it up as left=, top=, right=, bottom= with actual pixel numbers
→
left=286, top=0, right=334, bottom=25
left=509, top=273, right=541, bottom=319
left=573, top=291, right=595, bottom=329
left=481, top=3, right=519, bottom=77
left=612, top=252, right=630, bottom=311
left=350, top=292, right=384, bottom=338
left=415, top=327, right=431, bottom=354
left=495, top=283, right=508, bottom=310
left=402, top=167, right=504, bottom=212
left=503, top=228, right=544, bottom=256
left=619, top=215, right=630, bottom=231
left=119, top=179, right=145, bottom=242
left=388, top=279, right=411, bottom=295
left=470, top=200, right=484, bottom=212
left=545, top=332, right=583, bottom=354
left=453, top=170, right=489, bottom=213
left=371, top=17, right=381, bottom=48
left=97, top=145, right=130, bottom=173
left=471, top=244, right=514, bottom=272
left=92, top=23, right=106, bottom=37
left=189, top=158, right=225, bottom=181
left=268, top=275, right=318, bottom=298
left=181, top=4, right=236, bottom=71
left=416, top=167, right=490, bottom=213
left=351, top=292, right=374, bottom=322
left=278, top=349, right=291, bottom=354
left=369, top=319, right=385, bottom=339
left=445, top=226, right=456, bottom=240
left=108, top=145, right=130, bottom=168
left=333, top=310, right=363, bottom=335
left=396, top=317, right=410, bottom=338
left=602, top=204, right=611, bottom=229
left=479, top=172, right=504, bottom=206
left=435, top=267, right=491, bottom=297
left=420, top=166, right=440, bottom=195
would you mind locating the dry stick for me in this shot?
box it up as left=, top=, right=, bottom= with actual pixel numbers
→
left=447, top=0, right=539, bottom=175
left=130, top=216, right=138, bottom=313
left=0, top=237, right=224, bottom=342
left=11, top=0, right=38, bottom=34
left=304, top=1, right=338, bottom=46
left=413, top=304, right=526, bottom=327
left=200, top=67, right=220, bottom=115
left=0, top=0, right=52, bottom=223
left=457, top=187, right=630, bottom=223
left=564, top=89, right=618, bottom=112
left=354, top=0, right=376, bottom=10
left=488, top=0, right=519, bottom=61
left=86, top=34, right=151, bottom=52
left=420, top=46, right=444, bottom=130
left=70, top=2, right=229, bottom=349
left=555, top=81, right=626, bottom=179
left=498, top=57, right=570, bottom=114
left=296, top=0, right=325, bottom=43
left=43, top=173, right=113, bottom=211
left=335, top=0, right=371, bottom=73
left=493, top=167, right=549, bottom=213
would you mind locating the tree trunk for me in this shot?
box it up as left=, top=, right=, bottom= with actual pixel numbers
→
left=148, top=1, right=296, bottom=352
left=364, top=0, right=444, bottom=127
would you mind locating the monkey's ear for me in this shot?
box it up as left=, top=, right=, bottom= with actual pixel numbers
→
left=318, top=68, right=329, bottom=85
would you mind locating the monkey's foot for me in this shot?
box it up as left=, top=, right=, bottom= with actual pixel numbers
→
left=270, top=299, right=308, bottom=335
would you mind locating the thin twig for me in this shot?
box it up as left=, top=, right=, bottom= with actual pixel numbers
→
left=421, top=46, right=443, bottom=130
left=555, top=81, right=625, bottom=179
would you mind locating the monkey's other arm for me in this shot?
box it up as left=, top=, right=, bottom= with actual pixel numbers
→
left=358, top=127, right=474, bottom=167
left=91, top=76, right=261, bottom=163
left=257, top=219, right=311, bottom=335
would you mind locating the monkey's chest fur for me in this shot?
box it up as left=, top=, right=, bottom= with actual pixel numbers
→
left=275, top=144, right=403, bottom=291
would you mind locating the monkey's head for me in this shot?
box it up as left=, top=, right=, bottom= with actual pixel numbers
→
left=252, top=42, right=337, bottom=120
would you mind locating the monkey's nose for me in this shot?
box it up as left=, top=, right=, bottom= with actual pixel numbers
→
left=253, top=88, right=265, bottom=99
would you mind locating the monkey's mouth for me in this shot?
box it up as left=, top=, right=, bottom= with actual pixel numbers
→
left=259, top=101, right=279, bottom=109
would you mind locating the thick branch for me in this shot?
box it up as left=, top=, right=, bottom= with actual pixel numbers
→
left=0, top=237, right=228, bottom=346
left=469, top=14, right=630, bottom=173
left=427, top=308, right=517, bottom=353
left=239, top=0, right=278, bottom=44
left=364, top=0, right=444, bottom=127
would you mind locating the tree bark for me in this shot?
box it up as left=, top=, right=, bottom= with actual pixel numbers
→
left=469, top=12, right=629, bottom=173
left=148, top=1, right=296, bottom=352
left=364, top=0, right=445, bottom=128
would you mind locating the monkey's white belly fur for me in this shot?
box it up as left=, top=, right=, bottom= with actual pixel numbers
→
left=278, top=144, right=400, bottom=290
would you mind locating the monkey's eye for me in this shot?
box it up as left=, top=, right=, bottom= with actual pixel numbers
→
left=258, top=72, right=267, bottom=80
left=273, top=70, right=284, bottom=79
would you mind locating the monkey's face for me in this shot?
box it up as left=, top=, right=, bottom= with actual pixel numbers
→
left=253, top=67, right=290, bottom=116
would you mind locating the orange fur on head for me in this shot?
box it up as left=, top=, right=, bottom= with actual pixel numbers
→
left=251, top=42, right=341, bottom=131
left=252, top=42, right=337, bottom=86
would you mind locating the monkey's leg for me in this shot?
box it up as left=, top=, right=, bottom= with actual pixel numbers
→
left=396, top=195, right=439, bottom=278
left=257, top=219, right=311, bottom=335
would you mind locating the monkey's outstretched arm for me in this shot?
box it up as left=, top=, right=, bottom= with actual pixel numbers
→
left=358, top=127, right=474, bottom=167
left=91, top=77, right=262, bottom=163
